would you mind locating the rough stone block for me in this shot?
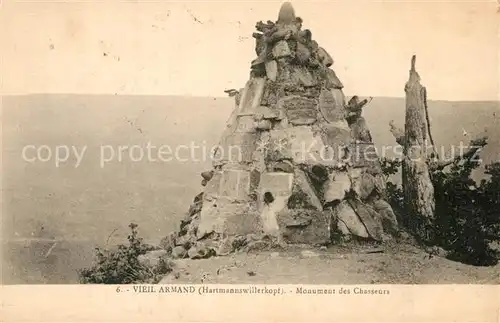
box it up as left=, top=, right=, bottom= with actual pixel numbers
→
left=287, top=111, right=317, bottom=126
left=307, top=130, right=339, bottom=165
left=249, top=169, right=261, bottom=195
left=196, top=197, right=251, bottom=238
left=267, top=129, right=292, bottom=160
left=320, top=123, right=352, bottom=160
left=215, top=132, right=258, bottom=164
left=255, top=105, right=283, bottom=120
left=268, top=126, right=337, bottom=166
left=291, top=66, right=316, bottom=87
left=203, top=171, right=222, bottom=199
left=255, top=119, right=272, bottom=130
left=196, top=199, right=223, bottom=238
left=272, top=40, right=292, bottom=58
left=318, top=89, right=345, bottom=123
left=219, top=169, right=251, bottom=200
left=296, top=42, right=312, bottom=65
left=325, top=69, right=344, bottom=89
left=265, top=60, right=278, bottom=81
left=352, top=172, right=376, bottom=200
left=336, top=221, right=350, bottom=236
left=278, top=95, right=318, bottom=125
left=261, top=81, right=284, bottom=107
left=318, top=47, right=333, bottom=67
left=348, top=199, right=383, bottom=241
left=348, top=168, right=362, bottom=191
left=235, top=115, right=256, bottom=133
left=334, top=200, right=369, bottom=238
left=224, top=206, right=262, bottom=236
left=280, top=209, right=331, bottom=245
left=323, top=170, right=351, bottom=204
left=288, top=169, right=323, bottom=211
left=238, top=77, right=266, bottom=115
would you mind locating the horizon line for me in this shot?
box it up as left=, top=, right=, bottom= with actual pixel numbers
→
left=2, top=93, right=499, bottom=103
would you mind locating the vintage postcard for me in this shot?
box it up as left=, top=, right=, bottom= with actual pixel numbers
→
left=1, top=0, right=499, bottom=321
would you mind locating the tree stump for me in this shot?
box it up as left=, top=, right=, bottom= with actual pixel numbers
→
left=402, top=55, right=435, bottom=243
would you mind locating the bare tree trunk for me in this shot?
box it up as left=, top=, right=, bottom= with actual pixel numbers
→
left=390, top=56, right=490, bottom=244
left=401, top=55, right=435, bottom=243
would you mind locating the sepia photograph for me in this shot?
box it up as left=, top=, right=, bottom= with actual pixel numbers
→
left=1, top=1, right=499, bottom=318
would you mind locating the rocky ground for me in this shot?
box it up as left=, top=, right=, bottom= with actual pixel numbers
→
left=157, top=241, right=499, bottom=285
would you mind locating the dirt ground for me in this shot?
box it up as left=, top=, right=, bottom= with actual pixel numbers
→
left=159, top=242, right=499, bottom=284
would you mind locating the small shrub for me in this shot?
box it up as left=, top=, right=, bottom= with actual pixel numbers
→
left=78, top=223, right=173, bottom=284
left=380, top=156, right=500, bottom=266
left=433, top=160, right=500, bottom=266
left=380, top=158, right=405, bottom=221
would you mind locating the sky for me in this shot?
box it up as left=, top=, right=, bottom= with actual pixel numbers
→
left=1, top=0, right=499, bottom=101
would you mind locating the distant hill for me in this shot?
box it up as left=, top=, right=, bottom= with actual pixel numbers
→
left=1, top=94, right=498, bottom=283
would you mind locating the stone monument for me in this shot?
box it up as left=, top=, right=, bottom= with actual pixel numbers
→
left=166, top=2, right=399, bottom=259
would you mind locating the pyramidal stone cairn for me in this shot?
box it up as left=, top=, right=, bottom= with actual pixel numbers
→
left=164, top=2, right=399, bottom=259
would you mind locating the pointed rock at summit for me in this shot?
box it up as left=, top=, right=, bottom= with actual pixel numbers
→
left=277, top=2, right=296, bottom=24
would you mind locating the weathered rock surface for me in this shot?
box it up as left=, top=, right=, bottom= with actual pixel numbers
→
left=319, top=89, right=345, bottom=123
left=323, top=171, right=351, bottom=204
left=165, top=2, right=399, bottom=260
left=349, top=199, right=384, bottom=241
left=280, top=209, right=331, bottom=245
left=317, top=47, right=333, bottom=67
left=335, top=200, right=370, bottom=238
